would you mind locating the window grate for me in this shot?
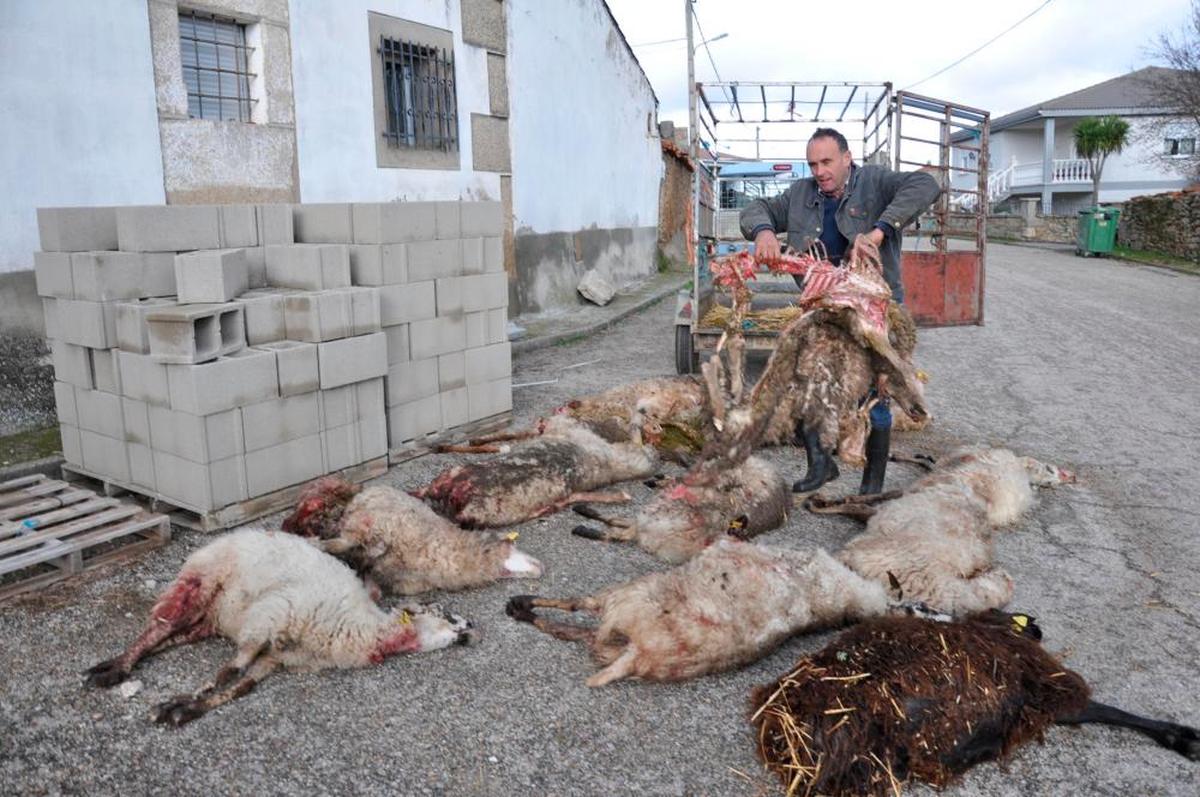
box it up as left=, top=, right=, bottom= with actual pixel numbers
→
left=179, top=9, right=256, bottom=122
left=378, top=35, right=458, bottom=152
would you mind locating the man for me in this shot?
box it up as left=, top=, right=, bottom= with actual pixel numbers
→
left=739, top=128, right=939, bottom=494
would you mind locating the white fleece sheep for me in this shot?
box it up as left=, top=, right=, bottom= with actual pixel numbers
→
left=84, top=529, right=473, bottom=725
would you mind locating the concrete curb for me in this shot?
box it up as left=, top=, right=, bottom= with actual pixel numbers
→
left=0, top=454, right=64, bottom=483
left=511, top=275, right=689, bottom=356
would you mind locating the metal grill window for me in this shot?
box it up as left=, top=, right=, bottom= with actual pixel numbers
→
left=378, top=36, right=458, bottom=152
left=179, top=10, right=255, bottom=122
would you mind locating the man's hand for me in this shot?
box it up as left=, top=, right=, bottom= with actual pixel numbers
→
left=852, top=230, right=886, bottom=271
left=753, top=229, right=781, bottom=264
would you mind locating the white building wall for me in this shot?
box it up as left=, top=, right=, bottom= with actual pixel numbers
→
left=289, top=0, right=501, bottom=202
left=0, top=2, right=166, bottom=275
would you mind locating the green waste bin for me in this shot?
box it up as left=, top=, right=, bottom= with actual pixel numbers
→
left=1076, top=207, right=1120, bottom=256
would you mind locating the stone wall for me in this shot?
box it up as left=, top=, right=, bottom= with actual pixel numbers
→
left=658, top=137, right=693, bottom=267
left=945, top=213, right=1076, bottom=245
left=1119, top=191, right=1200, bottom=260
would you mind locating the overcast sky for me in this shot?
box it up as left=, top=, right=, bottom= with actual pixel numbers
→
left=605, top=0, right=1190, bottom=159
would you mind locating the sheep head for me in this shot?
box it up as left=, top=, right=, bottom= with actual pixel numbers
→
left=1020, top=457, right=1076, bottom=487
left=282, top=477, right=363, bottom=538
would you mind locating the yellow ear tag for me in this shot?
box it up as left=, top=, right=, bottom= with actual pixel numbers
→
left=504, top=532, right=519, bottom=542
left=916, top=370, right=930, bottom=383
left=399, top=610, right=412, bottom=625
left=729, top=519, right=744, bottom=530
left=1011, top=614, right=1029, bottom=633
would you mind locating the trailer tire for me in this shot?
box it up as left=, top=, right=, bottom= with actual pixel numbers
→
left=675, top=326, right=697, bottom=374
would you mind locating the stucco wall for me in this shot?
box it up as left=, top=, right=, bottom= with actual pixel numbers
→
left=0, top=2, right=166, bottom=279
left=506, top=0, right=662, bottom=314
left=289, top=0, right=501, bottom=202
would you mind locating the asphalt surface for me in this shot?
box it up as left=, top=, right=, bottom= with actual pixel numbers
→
left=2, top=243, right=1198, bottom=796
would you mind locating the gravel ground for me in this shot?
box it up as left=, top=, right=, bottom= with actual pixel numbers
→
left=0, top=331, right=54, bottom=438
left=1, top=243, right=1198, bottom=796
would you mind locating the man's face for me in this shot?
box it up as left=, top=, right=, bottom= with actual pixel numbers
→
left=807, top=136, right=852, bottom=196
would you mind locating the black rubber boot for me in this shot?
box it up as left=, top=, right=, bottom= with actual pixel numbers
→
left=793, top=423, right=839, bottom=493
left=859, top=402, right=893, bottom=495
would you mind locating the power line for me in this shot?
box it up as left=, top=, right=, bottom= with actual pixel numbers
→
left=903, top=0, right=1056, bottom=91
left=630, top=35, right=688, bottom=47
left=692, top=4, right=732, bottom=105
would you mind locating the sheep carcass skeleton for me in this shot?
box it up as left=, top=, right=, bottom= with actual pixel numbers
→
left=810, top=446, right=1076, bottom=615
left=282, top=477, right=543, bottom=594
left=752, top=612, right=1199, bottom=796
left=84, top=530, right=473, bottom=725
left=415, top=415, right=659, bottom=528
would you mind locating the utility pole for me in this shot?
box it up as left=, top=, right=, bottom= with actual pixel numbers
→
left=686, top=0, right=698, bottom=268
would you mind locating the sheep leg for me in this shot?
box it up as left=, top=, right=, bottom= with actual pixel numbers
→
left=505, top=594, right=599, bottom=644
left=586, top=647, right=639, bottom=687
left=144, top=620, right=216, bottom=656
left=805, top=490, right=903, bottom=521
left=889, top=452, right=937, bottom=471
left=1058, top=701, right=1200, bottom=761
left=154, top=645, right=279, bottom=727
left=531, top=490, right=631, bottom=519
left=433, top=443, right=506, bottom=454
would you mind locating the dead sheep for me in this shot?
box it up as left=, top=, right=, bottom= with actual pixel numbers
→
left=570, top=455, right=791, bottom=563
left=84, top=529, right=473, bottom=725
left=282, top=476, right=543, bottom=594
left=506, top=537, right=892, bottom=686
left=811, top=446, right=1075, bottom=615
left=416, top=415, right=658, bottom=528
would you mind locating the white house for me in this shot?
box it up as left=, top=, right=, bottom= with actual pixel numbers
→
left=0, top=0, right=662, bottom=331
left=951, top=67, right=1194, bottom=215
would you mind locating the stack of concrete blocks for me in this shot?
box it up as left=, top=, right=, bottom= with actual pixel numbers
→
left=292, top=201, right=511, bottom=452
left=37, top=203, right=389, bottom=516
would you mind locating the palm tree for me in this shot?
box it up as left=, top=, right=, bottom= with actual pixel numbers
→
left=1074, top=116, right=1131, bottom=208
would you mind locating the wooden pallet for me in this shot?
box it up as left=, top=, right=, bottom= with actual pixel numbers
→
left=62, top=456, right=389, bottom=533
left=389, top=411, right=513, bottom=465
left=0, top=474, right=170, bottom=603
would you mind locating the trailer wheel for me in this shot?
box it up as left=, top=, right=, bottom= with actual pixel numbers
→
left=675, top=326, right=697, bottom=374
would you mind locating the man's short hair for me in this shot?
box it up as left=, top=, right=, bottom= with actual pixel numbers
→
left=810, top=127, right=849, bottom=153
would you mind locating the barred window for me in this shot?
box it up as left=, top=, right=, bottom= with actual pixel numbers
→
left=179, top=10, right=255, bottom=122
left=1165, top=137, right=1195, bottom=156
left=378, top=36, right=458, bottom=152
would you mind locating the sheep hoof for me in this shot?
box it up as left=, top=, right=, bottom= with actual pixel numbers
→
left=571, top=525, right=605, bottom=541
left=83, top=659, right=129, bottom=689
left=153, top=697, right=206, bottom=727
left=506, top=595, right=538, bottom=624
left=1167, top=726, right=1200, bottom=761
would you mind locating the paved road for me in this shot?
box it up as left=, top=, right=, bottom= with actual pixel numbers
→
left=2, top=244, right=1197, bottom=795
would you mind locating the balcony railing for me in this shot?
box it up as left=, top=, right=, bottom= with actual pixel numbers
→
left=986, top=158, right=1093, bottom=202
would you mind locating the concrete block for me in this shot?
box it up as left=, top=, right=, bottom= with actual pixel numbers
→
left=438, top=352, right=465, bottom=390
left=90, top=348, right=122, bottom=395
left=116, top=351, right=170, bottom=406
left=60, top=424, right=83, bottom=467
left=379, top=281, right=435, bottom=325
left=53, top=381, right=77, bottom=426
left=116, top=298, right=177, bottom=354
left=436, top=277, right=464, bottom=316
left=242, top=392, right=321, bottom=452
left=153, top=449, right=247, bottom=511
left=37, top=206, right=119, bottom=252
left=483, top=236, right=504, bottom=273
left=116, top=205, right=221, bottom=252
left=410, top=315, right=466, bottom=360
left=322, top=422, right=361, bottom=472
left=384, top=324, right=410, bottom=364
left=167, top=347, right=279, bottom=415
left=142, top=252, right=178, bottom=297
left=435, top=202, right=461, bottom=239
left=80, top=429, right=130, bottom=482
left=316, top=331, right=387, bottom=389
left=357, top=377, right=385, bottom=422
left=75, top=387, right=125, bottom=439
left=487, top=308, right=507, bottom=344
left=465, top=341, right=512, bottom=385
left=464, top=311, right=488, bottom=349
left=265, top=244, right=351, bottom=290
left=461, top=201, right=504, bottom=237
left=360, top=409, right=387, bottom=460
left=293, top=203, right=354, bottom=244
left=352, top=202, right=436, bottom=244
left=245, top=434, right=325, bottom=496
left=244, top=246, right=267, bottom=289
left=57, top=298, right=119, bottom=349
left=407, top=239, right=461, bottom=281
left=253, top=339, right=319, bottom=397
left=483, top=272, right=508, bottom=310
left=461, top=275, right=495, bottom=314
left=121, top=397, right=151, bottom=446
left=175, top=248, right=249, bottom=304
left=285, top=291, right=352, bottom=342
left=43, top=298, right=60, bottom=339
left=51, top=341, right=93, bottom=388
left=349, top=287, right=382, bottom=335
left=468, top=376, right=513, bottom=422
left=146, top=302, right=245, bottom=364
left=34, top=252, right=74, bottom=298
left=127, top=442, right=156, bottom=491
left=238, top=288, right=294, bottom=345
left=441, top=386, right=469, bottom=429
left=70, top=252, right=146, bottom=301
left=149, top=405, right=244, bottom=463
left=461, top=238, right=484, bottom=276
left=219, top=205, right=259, bottom=248
left=387, top=394, right=442, bottom=444
left=256, top=204, right=294, bottom=245
left=349, top=244, right=406, bottom=286
left=320, top=378, right=386, bottom=431
left=385, top=357, right=438, bottom=406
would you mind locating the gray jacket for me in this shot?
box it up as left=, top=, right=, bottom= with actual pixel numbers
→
left=739, top=164, right=940, bottom=302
